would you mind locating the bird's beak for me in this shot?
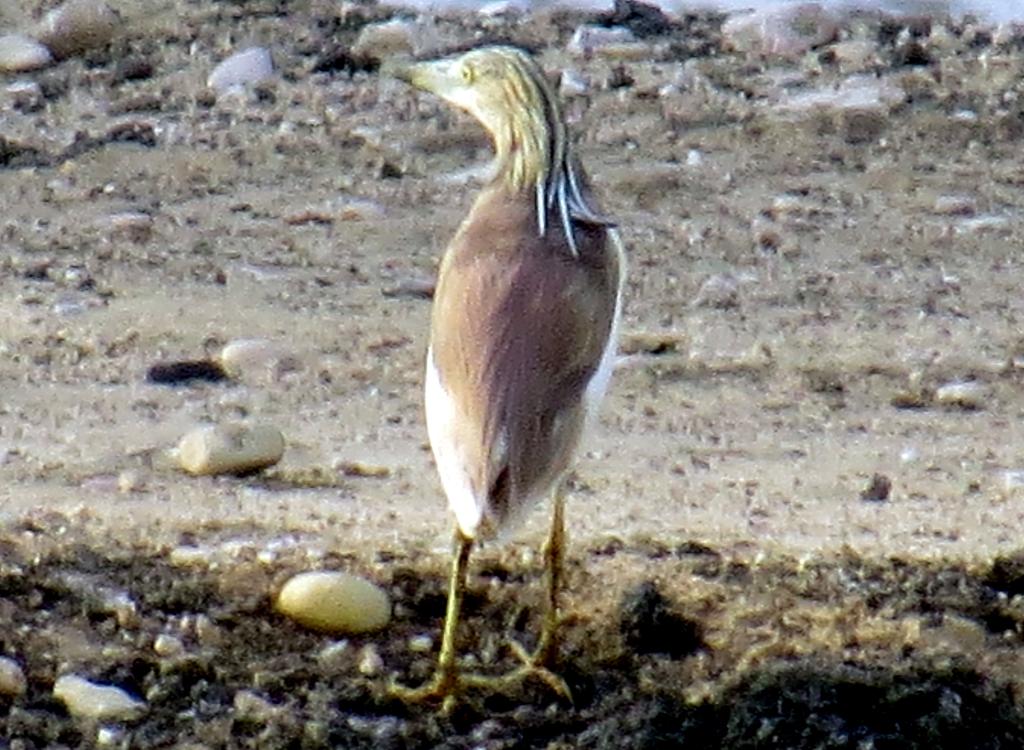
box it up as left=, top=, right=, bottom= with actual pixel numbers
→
left=384, top=56, right=458, bottom=98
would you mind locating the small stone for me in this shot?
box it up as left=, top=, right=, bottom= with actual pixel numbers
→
left=722, top=4, right=838, bottom=60
left=933, top=195, right=977, bottom=216
left=382, top=275, right=435, bottom=300
left=4, top=80, right=44, bottom=110
left=955, top=215, right=1010, bottom=235
left=37, top=0, right=120, bottom=59
left=408, top=634, right=433, bottom=653
left=96, top=726, right=125, bottom=747
left=860, top=473, right=892, bottom=502
left=207, top=47, right=274, bottom=94
left=1002, top=470, right=1024, bottom=495
left=104, top=211, right=154, bottom=243
left=53, top=675, right=146, bottom=721
left=333, top=459, right=391, bottom=479
left=276, top=571, right=390, bottom=634
left=168, top=545, right=207, bottom=567
left=829, top=39, right=879, bottom=73
left=0, top=33, right=53, bottom=72
left=153, top=633, right=184, bottom=657
left=693, top=273, right=740, bottom=309
left=357, top=644, right=384, bottom=677
left=0, top=656, right=27, bottom=697
left=117, top=469, right=144, bottom=493
left=559, top=69, right=589, bottom=97
left=317, top=640, right=351, bottom=672
left=351, top=18, right=437, bottom=60
left=218, top=339, right=281, bottom=379
left=194, top=614, right=224, bottom=647
left=177, top=423, right=285, bottom=476
left=567, top=25, right=636, bottom=57
left=935, top=381, right=987, bottom=410
left=233, top=690, right=278, bottom=721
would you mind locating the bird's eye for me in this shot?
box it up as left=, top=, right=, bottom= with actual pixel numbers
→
left=461, top=64, right=474, bottom=83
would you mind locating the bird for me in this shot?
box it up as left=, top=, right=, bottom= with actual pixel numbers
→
left=388, top=45, right=625, bottom=707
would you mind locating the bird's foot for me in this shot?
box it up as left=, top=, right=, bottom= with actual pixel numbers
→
left=389, top=669, right=461, bottom=714
left=389, top=645, right=571, bottom=712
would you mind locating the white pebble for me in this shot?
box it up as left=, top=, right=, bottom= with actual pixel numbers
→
left=0, top=33, right=53, bottom=72
left=153, top=633, right=184, bottom=657
left=104, top=211, right=154, bottom=243
left=567, top=25, right=636, bottom=57
left=933, top=195, right=976, bottom=216
left=233, top=690, right=278, bottom=721
left=351, top=18, right=437, bottom=59
left=177, top=423, right=285, bottom=476
left=830, top=39, right=879, bottom=72
left=218, top=338, right=278, bottom=379
left=317, top=640, right=352, bottom=672
left=96, top=726, right=125, bottom=746
left=275, top=571, right=390, bottom=634
left=693, top=273, right=740, bottom=309
left=935, top=381, right=987, bottom=409
left=408, top=634, right=433, bottom=653
left=168, top=545, right=207, bottom=567
left=723, top=4, right=838, bottom=59
left=207, top=47, right=274, bottom=93
left=0, top=657, right=27, bottom=697
left=559, top=69, right=589, bottom=97
left=1002, top=469, right=1024, bottom=492
left=357, top=644, right=384, bottom=677
left=53, top=675, right=146, bottom=721
left=37, top=0, right=120, bottom=59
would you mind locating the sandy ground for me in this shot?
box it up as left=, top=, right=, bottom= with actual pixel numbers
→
left=4, top=1, right=1024, bottom=747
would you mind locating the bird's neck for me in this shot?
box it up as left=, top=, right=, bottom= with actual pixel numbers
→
left=491, top=116, right=557, bottom=195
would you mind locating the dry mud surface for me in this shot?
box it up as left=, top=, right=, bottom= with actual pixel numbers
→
left=4, top=1, right=1024, bottom=747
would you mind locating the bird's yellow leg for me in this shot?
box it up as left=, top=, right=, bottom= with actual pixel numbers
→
left=390, top=531, right=473, bottom=708
left=476, top=487, right=572, bottom=701
left=391, top=495, right=571, bottom=708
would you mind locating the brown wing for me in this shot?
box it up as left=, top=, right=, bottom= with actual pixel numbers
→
left=428, top=184, right=620, bottom=532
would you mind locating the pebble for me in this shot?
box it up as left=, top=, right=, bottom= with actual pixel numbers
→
left=722, top=4, right=838, bottom=59
left=357, top=644, right=384, bottom=677
left=37, top=0, right=120, bottom=59
left=935, top=381, right=987, bottom=410
left=0, top=656, right=27, bottom=697
left=1002, top=470, right=1024, bottom=495
left=177, top=423, right=285, bottom=476
left=217, top=338, right=279, bottom=379
left=117, top=469, right=145, bottom=493
left=955, top=215, right=1010, bottom=235
left=207, top=47, right=274, bottom=94
left=317, top=640, right=352, bottom=672
left=103, top=211, right=154, bottom=243
left=567, top=25, right=637, bottom=57
left=153, top=633, right=184, bottom=657
left=233, top=690, right=278, bottom=721
left=559, top=69, right=590, bottom=97
left=351, top=18, right=437, bottom=59
left=0, top=33, right=53, bottom=73
left=772, top=74, right=904, bottom=114
left=933, top=195, right=977, bottom=216
left=829, top=39, right=880, bottom=73
left=693, top=273, right=740, bottom=309
left=53, top=674, right=146, bottom=721
left=275, top=570, right=390, bottom=634
left=3, top=80, right=44, bottom=110
left=408, top=634, right=434, bottom=653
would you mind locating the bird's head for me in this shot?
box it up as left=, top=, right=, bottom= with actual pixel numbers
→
left=388, top=46, right=560, bottom=174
